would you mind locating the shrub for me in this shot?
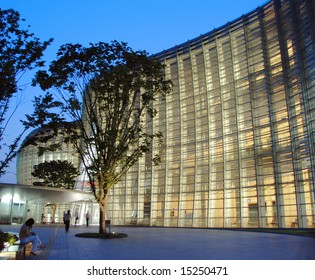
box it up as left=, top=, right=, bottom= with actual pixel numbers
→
left=0, top=231, right=17, bottom=251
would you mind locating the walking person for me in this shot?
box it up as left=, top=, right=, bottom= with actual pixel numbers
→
left=64, top=210, right=71, bottom=233
left=85, top=211, right=90, bottom=227
left=19, top=218, right=45, bottom=256
left=41, top=213, right=45, bottom=223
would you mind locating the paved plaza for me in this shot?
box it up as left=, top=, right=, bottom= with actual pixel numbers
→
left=1, top=224, right=315, bottom=260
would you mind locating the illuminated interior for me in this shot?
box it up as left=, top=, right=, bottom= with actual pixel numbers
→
left=16, top=0, right=315, bottom=228
left=108, top=0, right=315, bottom=228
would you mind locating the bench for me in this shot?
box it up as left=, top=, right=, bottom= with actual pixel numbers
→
left=15, top=241, right=32, bottom=260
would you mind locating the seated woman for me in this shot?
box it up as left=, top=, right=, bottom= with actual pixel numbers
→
left=19, top=218, right=45, bottom=256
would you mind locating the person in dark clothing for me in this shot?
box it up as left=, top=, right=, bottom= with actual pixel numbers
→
left=85, top=211, right=90, bottom=227
left=64, top=210, right=71, bottom=233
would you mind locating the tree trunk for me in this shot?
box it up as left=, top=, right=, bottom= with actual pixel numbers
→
left=52, top=204, right=56, bottom=223
left=99, top=201, right=107, bottom=234
left=98, top=180, right=110, bottom=234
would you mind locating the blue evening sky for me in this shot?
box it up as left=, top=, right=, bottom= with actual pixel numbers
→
left=1, top=0, right=267, bottom=183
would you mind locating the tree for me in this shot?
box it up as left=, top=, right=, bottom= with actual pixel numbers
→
left=32, top=160, right=78, bottom=189
left=0, top=8, right=53, bottom=177
left=31, top=41, right=172, bottom=234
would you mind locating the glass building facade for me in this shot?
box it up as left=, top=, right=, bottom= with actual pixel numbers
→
left=17, top=0, right=315, bottom=228
left=108, top=0, right=315, bottom=228
left=17, top=126, right=80, bottom=185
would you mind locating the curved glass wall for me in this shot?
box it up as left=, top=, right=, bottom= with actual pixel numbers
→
left=108, top=0, right=315, bottom=228
left=17, top=126, right=79, bottom=186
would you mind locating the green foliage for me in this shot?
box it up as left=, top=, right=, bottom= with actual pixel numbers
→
left=30, top=41, right=172, bottom=233
left=0, top=231, right=17, bottom=251
left=32, top=160, right=78, bottom=189
left=0, top=8, right=53, bottom=177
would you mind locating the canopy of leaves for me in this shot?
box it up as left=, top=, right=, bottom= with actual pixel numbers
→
left=32, top=41, right=172, bottom=203
left=0, top=9, right=52, bottom=100
left=0, top=8, right=53, bottom=177
left=32, top=160, right=78, bottom=189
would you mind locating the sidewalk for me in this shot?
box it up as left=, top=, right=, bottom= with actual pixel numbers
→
left=1, top=224, right=315, bottom=260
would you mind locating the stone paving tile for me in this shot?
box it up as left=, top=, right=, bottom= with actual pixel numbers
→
left=1, top=224, right=315, bottom=260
